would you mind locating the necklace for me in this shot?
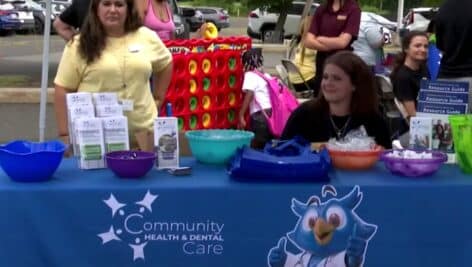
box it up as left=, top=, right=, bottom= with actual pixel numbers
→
left=120, top=52, right=127, bottom=89
left=113, top=37, right=127, bottom=89
left=329, top=115, right=351, bottom=139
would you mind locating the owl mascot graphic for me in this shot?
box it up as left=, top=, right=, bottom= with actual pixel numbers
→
left=268, top=186, right=377, bottom=267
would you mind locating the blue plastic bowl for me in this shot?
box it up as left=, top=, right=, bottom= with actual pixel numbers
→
left=0, top=140, right=66, bottom=182
left=106, top=150, right=156, bottom=178
left=185, top=129, right=254, bottom=164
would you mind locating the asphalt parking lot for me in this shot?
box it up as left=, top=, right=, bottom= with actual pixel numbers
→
left=0, top=17, right=286, bottom=88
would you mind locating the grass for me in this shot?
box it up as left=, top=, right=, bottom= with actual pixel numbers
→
left=178, top=1, right=249, bottom=16
left=0, top=75, right=33, bottom=87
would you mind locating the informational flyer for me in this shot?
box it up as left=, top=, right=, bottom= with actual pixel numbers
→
left=416, top=79, right=469, bottom=163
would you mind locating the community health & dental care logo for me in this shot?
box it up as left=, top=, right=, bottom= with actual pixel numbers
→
left=98, top=191, right=225, bottom=261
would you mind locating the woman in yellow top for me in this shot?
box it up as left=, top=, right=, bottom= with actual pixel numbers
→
left=54, top=0, right=173, bottom=151
left=288, top=15, right=317, bottom=95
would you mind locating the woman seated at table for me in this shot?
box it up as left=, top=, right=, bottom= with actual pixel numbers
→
left=54, top=0, right=173, bottom=152
left=281, top=51, right=392, bottom=149
left=390, top=31, right=429, bottom=120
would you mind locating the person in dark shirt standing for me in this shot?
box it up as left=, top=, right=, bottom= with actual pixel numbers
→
left=390, top=31, right=429, bottom=120
left=281, top=51, right=391, bottom=149
left=304, top=0, right=361, bottom=95
left=53, top=0, right=91, bottom=41
left=435, top=0, right=472, bottom=111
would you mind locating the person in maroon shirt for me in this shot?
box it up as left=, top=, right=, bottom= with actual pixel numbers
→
left=304, top=0, right=361, bottom=95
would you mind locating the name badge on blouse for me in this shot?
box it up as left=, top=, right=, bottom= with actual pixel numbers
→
left=128, top=44, right=142, bottom=53
left=337, top=15, right=347, bottom=20
left=120, top=99, right=134, bottom=111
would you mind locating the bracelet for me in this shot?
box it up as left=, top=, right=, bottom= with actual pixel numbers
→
left=58, top=133, right=69, bottom=137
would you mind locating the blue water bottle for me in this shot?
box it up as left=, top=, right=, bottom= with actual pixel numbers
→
left=166, top=102, right=173, bottom=117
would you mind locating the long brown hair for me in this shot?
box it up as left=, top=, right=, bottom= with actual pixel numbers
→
left=389, top=30, right=428, bottom=82
left=310, top=51, right=379, bottom=115
left=298, top=15, right=312, bottom=63
left=79, top=0, right=142, bottom=64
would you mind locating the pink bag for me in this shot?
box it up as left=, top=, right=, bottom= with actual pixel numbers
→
left=252, top=70, right=299, bottom=138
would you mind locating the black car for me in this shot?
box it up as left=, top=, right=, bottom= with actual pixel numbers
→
left=168, top=0, right=193, bottom=39
left=181, top=6, right=204, bottom=32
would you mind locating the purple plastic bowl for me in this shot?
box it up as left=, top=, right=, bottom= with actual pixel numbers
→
left=106, top=150, right=156, bottom=178
left=380, top=149, right=447, bottom=177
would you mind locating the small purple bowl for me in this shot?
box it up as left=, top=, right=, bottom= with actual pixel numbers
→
left=106, top=150, right=156, bottom=178
left=380, top=149, right=447, bottom=177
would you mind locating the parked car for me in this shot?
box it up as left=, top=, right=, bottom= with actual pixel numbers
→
left=181, top=6, right=204, bottom=32
left=0, top=0, right=35, bottom=33
left=168, top=0, right=194, bottom=39
left=194, top=6, right=229, bottom=31
left=3, top=0, right=49, bottom=34
left=29, top=0, right=72, bottom=34
left=21, top=0, right=46, bottom=33
left=402, top=7, right=438, bottom=32
left=361, top=12, right=397, bottom=44
left=0, top=6, right=21, bottom=35
left=35, top=0, right=71, bottom=19
left=247, top=1, right=319, bottom=42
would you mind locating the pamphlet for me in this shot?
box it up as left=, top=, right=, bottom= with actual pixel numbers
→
left=101, top=116, right=130, bottom=154
left=416, top=79, right=470, bottom=163
left=409, top=117, right=432, bottom=150
left=95, top=105, right=123, bottom=118
left=154, top=117, right=179, bottom=169
left=66, top=92, right=94, bottom=156
left=75, top=117, right=105, bottom=169
left=68, top=104, right=95, bottom=157
left=92, top=92, right=119, bottom=106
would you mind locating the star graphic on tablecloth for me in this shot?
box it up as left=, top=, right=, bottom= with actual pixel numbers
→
left=98, top=226, right=121, bottom=244
left=129, top=242, right=148, bottom=261
left=103, top=193, right=126, bottom=217
left=99, top=191, right=158, bottom=261
left=135, top=190, right=158, bottom=212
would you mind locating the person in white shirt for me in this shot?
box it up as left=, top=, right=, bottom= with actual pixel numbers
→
left=238, top=49, right=273, bottom=149
left=352, top=19, right=384, bottom=70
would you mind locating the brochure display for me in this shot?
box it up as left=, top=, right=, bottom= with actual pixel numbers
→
left=413, top=79, right=469, bottom=162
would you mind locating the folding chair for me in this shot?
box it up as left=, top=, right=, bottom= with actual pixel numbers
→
left=375, top=74, right=408, bottom=139
left=275, top=64, right=289, bottom=86
left=281, top=59, right=312, bottom=94
left=394, top=97, right=409, bottom=120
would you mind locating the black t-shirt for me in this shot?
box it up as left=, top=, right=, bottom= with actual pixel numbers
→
left=436, top=0, right=472, bottom=78
left=392, top=65, right=429, bottom=104
left=281, top=100, right=392, bottom=149
left=59, top=0, right=91, bottom=29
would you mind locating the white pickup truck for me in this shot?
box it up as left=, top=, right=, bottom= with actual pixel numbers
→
left=247, top=2, right=396, bottom=45
left=247, top=1, right=319, bottom=42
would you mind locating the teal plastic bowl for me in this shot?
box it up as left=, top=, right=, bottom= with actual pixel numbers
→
left=185, top=129, right=254, bottom=164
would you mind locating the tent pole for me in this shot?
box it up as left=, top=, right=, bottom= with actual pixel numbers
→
left=39, top=0, right=52, bottom=141
left=396, top=0, right=405, bottom=33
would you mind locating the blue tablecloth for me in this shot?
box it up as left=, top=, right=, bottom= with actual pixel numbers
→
left=1, top=158, right=471, bottom=267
